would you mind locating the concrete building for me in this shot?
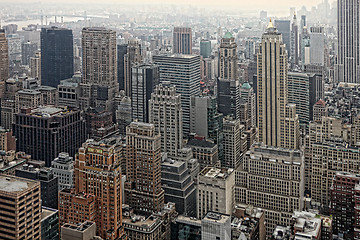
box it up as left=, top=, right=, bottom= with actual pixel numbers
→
left=0, top=127, right=15, bottom=151
left=336, top=0, right=360, bottom=83
left=84, top=107, right=117, bottom=140
left=61, top=221, right=98, bottom=240
left=125, top=122, right=164, bottom=215
left=80, top=27, right=119, bottom=113
left=59, top=139, right=125, bottom=239
left=41, top=207, right=59, bottom=240
left=219, top=32, right=238, bottom=81
left=201, top=212, right=231, bottom=240
left=51, top=152, right=74, bottom=190
left=290, top=13, right=299, bottom=68
left=149, top=83, right=183, bottom=157
left=222, top=116, right=243, bottom=169
left=274, top=20, right=291, bottom=55
left=291, top=211, right=322, bottom=239
left=30, top=51, right=41, bottom=81
left=312, top=99, right=328, bottom=122
left=13, top=106, right=86, bottom=167
left=153, top=54, right=201, bottom=136
left=308, top=26, right=325, bottom=66
left=115, top=94, right=132, bottom=134
left=161, top=157, right=196, bottom=217
left=15, top=89, right=42, bottom=112
left=0, top=175, right=41, bottom=240
left=257, top=21, right=300, bottom=149
left=235, top=143, right=305, bottom=235
left=197, top=167, right=235, bottom=219
left=0, top=28, right=9, bottom=95
left=21, top=41, right=37, bottom=66
left=41, top=27, right=74, bottom=87
left=186, top=138, right=219, bottom=170
left=15, top=165, right=58, bottom=209
left=131, top=63, right=159, bottom=123
left=124, top=39, right=142, bottom=97
left=170, top=215, right=201, bottom=240
left=240, top=82, right=256, bottom=129
left=173, top=27, right=192, bottom=54
left=0, top=151, right=31, bottom=175
left=57, top=74, right=81, bottom=108
left=117, top=43, right=128, bottom=90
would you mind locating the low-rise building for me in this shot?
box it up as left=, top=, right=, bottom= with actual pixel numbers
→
left=51, top=152, right=74, bottom=190
left=201, top=212, right=231, bottom=240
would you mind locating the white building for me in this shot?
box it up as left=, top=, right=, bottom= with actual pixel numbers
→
left=201, top=212, right=231, bottom=240
left=51, top=152, right=74, bottom=190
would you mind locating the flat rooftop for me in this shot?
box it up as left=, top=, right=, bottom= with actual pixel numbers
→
left=203, top=212, right=230, bottom=223
left=200, top=167, right=234, bottom=180
left=0, top=175, right=38, bottom=193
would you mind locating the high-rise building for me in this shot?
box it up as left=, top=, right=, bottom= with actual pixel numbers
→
left=21, top=41, right=37, bottom=66
left=190, top=95, right=224, bottom=161
left=330, top=172, right=360, bottom=239
left=30, top=51, right=41, bottom=82
left=336, top=0, right=360, bottom=83
left=222, top=117, right=244, bottom=169
left=153, top=54, right=201, bottom=136
left=219, top=32, right=238, bottom=81
left=309, top=74, right=324, bottom=121
left=51, top=152, right=74, bottom=191
left=125, top=122, right=164, bottom=215
left=186, top=138, right=220, bottom=170
left=15, top=165, right=58, bottom=209
left=288, top=72, right=310, bottom=131
left=173, top=27, right=192, bottom=54
left=308, top=27, right=325, bottom=66
left=197, top=167, right=235, bottom=219
left=201, top=212, right=231, bottom=240
left=149, top=83, right=183, bottom=157
left=0, top=175, right=41, bottom=240
left=131, top=63, right=159, bottom=123
left=217, top=78, right=241, bottom=119
left=116, top=94, right=132, bottom=135
left=257, top=21, right=300, bottom=149
left=124, top=39, right=142, bottom=97
left=200, top=40, right=211, bottom=58
left=40, top=27, right=74, bottom=87
left=290, top=13, right=299, bottom=68
left=13, top=106, right=86, bottom=167
left=235, top=143, right=304, bottom=236
left=0, top=28, right=8, bottom=98
left=59, top=139, right=126, bottom=239
left=312, top=99, right=328, bottom=122
left=80, top=27, right=119, bottom=112
left=274, top=20, right=291, bottom=55
left=240, top=82, right=256, bottom=129
left=161, top=157, right=196, bottom=217
left=117, top=43, right=128, bottom=90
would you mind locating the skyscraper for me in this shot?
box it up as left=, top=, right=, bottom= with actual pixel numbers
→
left=200, top=40, right=211, bottom=58
left=59, top=139, right=126, bottom=239
left=22, top=41, right=37, bottom=66
left=117, top=43, right=128, bottom=90
left=40, top=27, right=74, bottom=87
left=274, top=20, right=291, bottom=55
left=125, top=122, right=164, bottom=215
left=219, top=32, right=237, bottom=81
left=290, top=13, right=299, bottom=68
left=153, top=54, right=201, bottom=136
left=257, top=20, right=300, bottom=149
left=0, top=29, right=8, bottom=98
left=173, top=27, right=192, bottom=54
left=124, top=39, right=142, bottom=97
left=131, top=63, right=159, bottom=123
left=149, top=83, right=183, bottom=157
left=336, top=0, right=360, bottom=83
left=222, top=116, right=243, bottom=169
left=80, top=27, right=118, bottom=112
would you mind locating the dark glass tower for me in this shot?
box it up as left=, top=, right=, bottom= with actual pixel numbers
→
left=41, top=27, right=74, bottom=87
left=117, top=43, right=128, bottom=90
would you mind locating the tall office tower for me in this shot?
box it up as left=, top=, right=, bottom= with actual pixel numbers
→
left=173, top=27, right=192, bottom=54
left=201, top=212, right=231, bottom=240
left=336, top=0, right=360, bottom=83
left=80, top=27, right=119, bottom=112
left=0, top=175, right=41, bottom=240
left=288, top=72, right=310, bottom=131
left=217, top=78, right=241, bottom=119
left=21, top=41, right=37, bottom=66
left=15, top=166, right=58, bottom=209
left=59, top=139, right=126, bottom=239
left=125, top=122, right=164, bottom=215
left=330, top=172, right=360, bottom=239
left=149, top=83, right=183, bottom=157
left=290, top=13, right=299, bottom=68
left=219, top=32, right=238, bottom=81
left=200, top=39, right=211, bottom=58
left=308, top=27, right=325, bottom=66
left=197, top=167, right=235, bottom=219
left=41, top=27, right=74, bottom=87
left=124, top=39, right=142, bottom=97
left=222, top=116, right=243, bottom=169
left=51, top=152, right=74, bottom=190
left=30, top=51, right=41, bottom=82
left=301, top=15, right=306, bottom=29
left=257, top=21, right=300, bottom=149
left=153, top=54, right=201, bottom=136
left=274, top=20, right=291, bottom=55
left=240, top=82, right=256, bottom=129
left=13, top=106, right=86, bottom=167
left=190, top=95, right=224, bottom=161
left=235, top=143, right=304, bottom=236
left=117, top=43, right=128, bottom=90
left=309, top=74, right=324, bottom=120
left=0, top=29, right=8, bottom=98
left=161, top=157, right=196, bottom=217
left=131, top=63, right=159, bottom=123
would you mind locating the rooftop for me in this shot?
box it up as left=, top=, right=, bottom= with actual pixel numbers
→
left=203, top=212, right=230, bottom=224
left=200, top=167, right=234, bottom=180
left=0, top=175, right=38, bottom=193
left=187, top=138, right=216, bottom=148
left=223, top=32, right=233, bottom=39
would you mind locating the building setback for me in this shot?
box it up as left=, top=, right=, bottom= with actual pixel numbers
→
left=13, top=106, right=86, bottom=167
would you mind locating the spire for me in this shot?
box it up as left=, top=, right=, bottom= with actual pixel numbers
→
left=267, top=19, right=274, bottom=29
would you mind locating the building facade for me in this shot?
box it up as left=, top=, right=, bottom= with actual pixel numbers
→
left=173, top=27, right=192, bottom=55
